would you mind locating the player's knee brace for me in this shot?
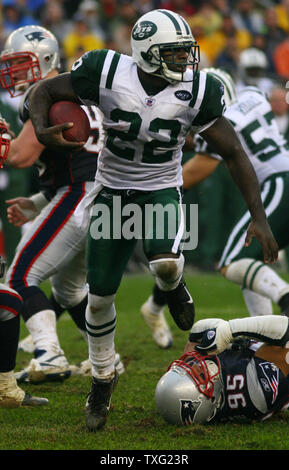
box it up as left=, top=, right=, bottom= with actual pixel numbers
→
left=149, top=254, right=184, bottom=291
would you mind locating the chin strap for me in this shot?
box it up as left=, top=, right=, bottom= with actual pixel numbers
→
left=160, top=62, right=182, bottom=84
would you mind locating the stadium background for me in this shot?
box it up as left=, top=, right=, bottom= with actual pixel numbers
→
left=1, top=0, right=289, bottom=270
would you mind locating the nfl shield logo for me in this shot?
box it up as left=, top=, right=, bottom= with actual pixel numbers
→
left=145, top=97, right=155, bottom=106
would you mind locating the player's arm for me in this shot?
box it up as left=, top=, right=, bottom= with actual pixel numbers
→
left=201, top=116, right=278, bottom=264
left=6, top=192, right=50, bottom=227
left=187, top=315, right=289, bottom=355
left=5, top=119, right=45, bottom=168
left=182, top=153, right=220, bottom=189
left=28, top=72, right=84, bottom=150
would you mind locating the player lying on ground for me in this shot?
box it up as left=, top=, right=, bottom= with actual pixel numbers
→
left=156, top=314, right=289, bottom=424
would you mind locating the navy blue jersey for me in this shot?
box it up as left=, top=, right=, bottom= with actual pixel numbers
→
left=215, top=344, right=289, bottom=422
left=20, top=88, right=104, bottom=191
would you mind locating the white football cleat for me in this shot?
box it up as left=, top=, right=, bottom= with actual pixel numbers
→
left=69, top=353, right=125, bottom=376
left=18, top=334, right=35, bottom=353
left=140, top=300, right=173, bottom=349
left=0, top=372, right=48, bottom=407
left=15, top=350, right=71, bottom=384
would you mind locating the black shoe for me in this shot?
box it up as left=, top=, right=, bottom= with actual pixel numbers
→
left=278, top=292, right=289, bottom=317
left=85, top=373, right=118, bottom=431
left=165, top=278, right=195, bottom=331
left=22, top=393, right=49, bottom=406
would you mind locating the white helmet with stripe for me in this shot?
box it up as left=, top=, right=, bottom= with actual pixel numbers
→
left=202, top=67, right=237, bottom=107
left=238, top=48, right=268, bottom=86
left=131, top=9, right=199, bottom=84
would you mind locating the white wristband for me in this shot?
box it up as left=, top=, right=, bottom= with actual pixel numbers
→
left=29, top=192, right=49, bottom=213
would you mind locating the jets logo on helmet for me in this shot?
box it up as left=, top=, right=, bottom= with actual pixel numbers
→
left=131, top=9, right=199, bottom=84
left=132, top=21, right=157, bottom=41
left=0, top=25, right=60, bottom=97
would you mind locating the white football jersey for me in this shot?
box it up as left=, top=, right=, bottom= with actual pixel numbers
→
left=71, top=49, right=225, bottom=191
left=196, top=86, right=289, bottom=186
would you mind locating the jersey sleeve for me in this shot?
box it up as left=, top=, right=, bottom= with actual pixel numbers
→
left=18, top=86, right=34, bottom=123
left=70, top=49, right=109, bottom=105
left=192, top=73, right=226, bottom=133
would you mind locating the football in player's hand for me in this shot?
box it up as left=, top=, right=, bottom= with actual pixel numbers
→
left=48, top=101, right=90, bottom=143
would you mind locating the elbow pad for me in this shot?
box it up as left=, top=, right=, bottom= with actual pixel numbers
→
left=229, top=315, right=289, bottom=346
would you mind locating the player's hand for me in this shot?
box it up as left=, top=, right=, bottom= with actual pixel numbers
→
left=35, top=122, right=86, bottom=150
left=245, top=219, right=279, bottom=264
left=6, top=197, right=38, bottom=226
left=189, top=318, right=232, bottom=355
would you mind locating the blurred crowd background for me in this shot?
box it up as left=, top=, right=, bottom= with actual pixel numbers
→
left=1, top=0, right=289, bottom=271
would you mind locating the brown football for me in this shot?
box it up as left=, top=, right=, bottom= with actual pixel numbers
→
left=48, top=101, right=90, bottom=142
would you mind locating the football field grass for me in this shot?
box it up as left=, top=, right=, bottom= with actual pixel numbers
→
left=1, top=272, right=289, bottom=452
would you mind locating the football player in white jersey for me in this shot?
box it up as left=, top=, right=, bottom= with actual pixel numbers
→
left=236, top=47, right=276, bottom=97
left=150, top=68, right=289, bottom=322
left=0, top=117, right=48, bottom=407
left=0, top=25, right=124, bottom=384
left=28, top=10, right=278, bottom=431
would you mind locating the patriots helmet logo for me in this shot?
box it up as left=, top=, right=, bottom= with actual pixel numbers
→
left=25, top=31, right=50, bottom=43
left=180, top=399, right=200, bottom=425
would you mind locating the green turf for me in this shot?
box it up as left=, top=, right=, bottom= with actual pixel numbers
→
left=1, top=272, right=289, bottom=451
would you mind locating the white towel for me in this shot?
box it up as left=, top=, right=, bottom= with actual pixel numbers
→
left=74, top=182, right=103, bottom=230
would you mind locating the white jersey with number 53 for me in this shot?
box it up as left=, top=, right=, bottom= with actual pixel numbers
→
left=200, top=86, right=289, bottom=185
